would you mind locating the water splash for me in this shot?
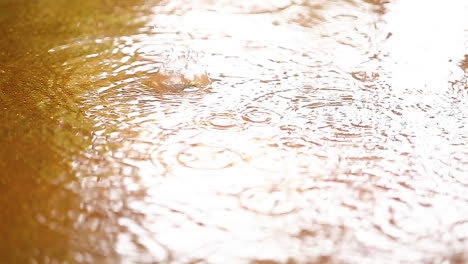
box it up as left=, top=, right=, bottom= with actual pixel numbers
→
left=151, top=47, right=212, bottom=90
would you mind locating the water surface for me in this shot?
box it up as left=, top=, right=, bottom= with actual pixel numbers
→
left=1, top=0, right=467, bottom=263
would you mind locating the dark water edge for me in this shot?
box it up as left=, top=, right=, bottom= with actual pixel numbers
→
left=0, top=1, right=155, bottom=262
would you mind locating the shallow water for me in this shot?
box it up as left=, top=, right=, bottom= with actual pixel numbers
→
left=1, top=0, right=467, bottom=263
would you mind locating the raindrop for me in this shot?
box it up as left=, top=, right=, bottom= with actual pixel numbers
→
left=150, top=47, right=212, bottom=90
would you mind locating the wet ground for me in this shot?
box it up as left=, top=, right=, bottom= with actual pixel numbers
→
left=1, top=0, right=467, bottom=263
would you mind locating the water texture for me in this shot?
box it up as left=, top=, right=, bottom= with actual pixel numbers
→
left=0, top=0, right=467, bottom=263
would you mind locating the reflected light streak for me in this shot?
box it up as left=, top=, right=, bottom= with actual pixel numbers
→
left=73, top=0, right=468, bottom=262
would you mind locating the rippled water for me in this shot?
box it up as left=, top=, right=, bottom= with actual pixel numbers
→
left=1, top=0, right=467, bottom=263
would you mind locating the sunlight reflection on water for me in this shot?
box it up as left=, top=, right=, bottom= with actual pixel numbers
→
left=61, top=0, right=468, bottom=263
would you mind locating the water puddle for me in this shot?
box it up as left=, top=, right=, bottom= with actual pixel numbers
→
left=1, top=0, right=467, bottom=263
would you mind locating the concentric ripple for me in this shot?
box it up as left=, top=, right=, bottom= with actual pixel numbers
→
left=241, top=107, right=281, bottom=125
left=239, top=184, right=302, bottom=215
left=194, top=112, right=243, bottom=131
left=176, top=144, right=241, bottom=170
